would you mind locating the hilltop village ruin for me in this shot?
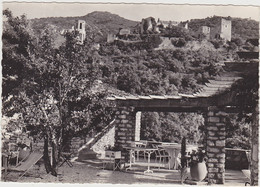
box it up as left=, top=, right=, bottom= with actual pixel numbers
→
left=62, top=17, right=232, bottom=45
left=107, top=17, right=232, bottom=43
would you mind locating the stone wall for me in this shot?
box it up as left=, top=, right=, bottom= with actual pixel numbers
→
left=92, top=126, right=115, bottom=155
left=114, top=107, right=136, bottom=160
left=70, top=137, right=86, bottom=157
left=210, top=18, right=231, bottom=41
left=205, top=107, right=227, bottom=184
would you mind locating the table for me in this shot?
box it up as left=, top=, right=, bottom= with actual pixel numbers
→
left=160, top=144, right=198, bottom=170
left=124, top=146, right=157, bottom=174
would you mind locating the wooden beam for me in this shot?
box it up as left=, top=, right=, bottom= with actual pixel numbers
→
left=205, top=83, right=232, bottom=88
left=135, top=106, right=208, bottom=113
left=114, top=97, right=218, bottom=109
left=208, top=80, right=236, bottom=85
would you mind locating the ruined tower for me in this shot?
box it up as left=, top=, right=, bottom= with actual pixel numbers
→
left=76, top=20, right=86, bottom=44
left=210, top=18, right=231, bottom=41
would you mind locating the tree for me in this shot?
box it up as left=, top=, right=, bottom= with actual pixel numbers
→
left=2, top=9, right=114, bottom=176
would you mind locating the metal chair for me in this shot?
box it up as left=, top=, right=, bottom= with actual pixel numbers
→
left=131, top=141, right=148, bottom=161
left=152, top=144, right=171, bottom=169
left=59, top=152, right=73, bottom=167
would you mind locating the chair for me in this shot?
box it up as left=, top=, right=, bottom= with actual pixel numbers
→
left=8, top=151, right=43, bottom=181
left=152, top=144, right=171, bottom=169
left=131, top=141, right=148, bottom=161
left=102, top=151, right=122, bottom=171
left=59, top=152, right=73, bottom=167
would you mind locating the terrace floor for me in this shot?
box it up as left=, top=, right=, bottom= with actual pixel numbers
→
left=2, top=158, right=248, bottom=185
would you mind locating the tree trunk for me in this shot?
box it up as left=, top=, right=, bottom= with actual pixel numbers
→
left=43, top=137, right=52, bottom=173
left=43, top=136, right=57, bottom=177
left=51, top=140, right=57, bottom=169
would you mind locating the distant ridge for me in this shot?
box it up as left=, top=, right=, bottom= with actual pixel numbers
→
left=30, top=11, right=138, bottom=41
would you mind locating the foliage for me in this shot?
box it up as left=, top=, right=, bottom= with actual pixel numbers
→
left=225, top=114, right=251, bottom=149
left=140, top=112, right=204, bottom=144
left=31, top=11, right=138, bottom=43
left=162, top=26, right=193, bottom=41
left=210, top=39, right=225, bottom=49
left=171, top=38, right=186, bottom=47
left=3, top=9, right=256, bottom=169
left=2, top=9, right=35, bottom=103
left=188, top=148, right=207, bottom=167
left=188, top=15, right=259, bottom=40
left=2, top=9, right=114, bottom=175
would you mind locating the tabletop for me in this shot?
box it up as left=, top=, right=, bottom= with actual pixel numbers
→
left=123, top=146, right=157, bottom=152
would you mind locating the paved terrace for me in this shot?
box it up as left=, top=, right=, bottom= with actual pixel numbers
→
left=3, top=160, right=248, bottom=185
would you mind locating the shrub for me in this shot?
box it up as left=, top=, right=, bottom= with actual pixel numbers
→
left=171, top=38, right=186, bottom=47
left=210, top=39, right=224, bottom=49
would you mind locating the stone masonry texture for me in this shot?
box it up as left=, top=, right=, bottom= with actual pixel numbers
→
left=114, top=107, right=136, bottom=161
left=205, top=107, right=227, bottom=184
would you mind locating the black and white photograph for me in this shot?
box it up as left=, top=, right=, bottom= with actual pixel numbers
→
left=1, top=1, right=259, bottom=186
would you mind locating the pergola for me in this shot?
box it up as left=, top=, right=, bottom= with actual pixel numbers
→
left=107, top=61, right=258, bottom=185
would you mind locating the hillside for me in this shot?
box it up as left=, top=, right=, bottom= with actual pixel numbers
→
left=187, top=16, right=259, bottom=41
left=30, top=11, right=138, bottom=40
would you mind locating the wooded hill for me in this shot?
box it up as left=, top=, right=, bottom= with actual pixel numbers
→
left=31, top=12, right=259, bottom=42
left=31, top=11, right=138, bottom=41
left=187, top=16, right=259, bottom=40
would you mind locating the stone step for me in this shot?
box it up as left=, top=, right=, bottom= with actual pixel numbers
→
left=78, top=148, right=97, bottom=161
left=80, top=158, right=104, bottom=167
left=184, top=179, right=208, bottom=185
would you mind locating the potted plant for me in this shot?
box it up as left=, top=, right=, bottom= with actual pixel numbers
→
left=188, top=148, right=208, bottom=182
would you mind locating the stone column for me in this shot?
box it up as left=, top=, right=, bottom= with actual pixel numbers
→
left=114, top=107, right=136, bottom=160
left=205, top=107, right=227, bottom=184
left=135, top=112, right=141, bottom=141
left=251, top=104, right=259, bottom=186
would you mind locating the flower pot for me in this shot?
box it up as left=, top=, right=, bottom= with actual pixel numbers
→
left=190, top=161, right=207, bottom=182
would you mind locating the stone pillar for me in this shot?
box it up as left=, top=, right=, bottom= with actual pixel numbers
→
left=205, top=107, right=227, bottom=184
left=114, top=107, right=136, bottom=160
left=135, top=112, right=141, bottom=141
left=251, top=104, right=259, bottom=185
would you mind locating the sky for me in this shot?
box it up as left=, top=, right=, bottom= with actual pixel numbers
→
left=2, top=1, right=260, bottom=22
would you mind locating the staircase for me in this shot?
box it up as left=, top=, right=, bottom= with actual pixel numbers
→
left=77, top=119, right=115, bottom=161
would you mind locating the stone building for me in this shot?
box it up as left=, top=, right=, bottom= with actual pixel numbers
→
left=157, top=19, right=179, bottom=29
left=118, top=28, right=131, bottom=36
left=178, top=21, right=189, bottom=29
left=61, top=20, right=86, bottom=45
left=75, top=20, right=86, bottom=45
left=139, top=17, right=159, bottom=34
left=195, top=18, right=231, bottom=41
left=107, top=33, right=116, bottom=43
left=196, top=26, right=211, bottom=39
left=210, top=18, right=231, bottom=41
